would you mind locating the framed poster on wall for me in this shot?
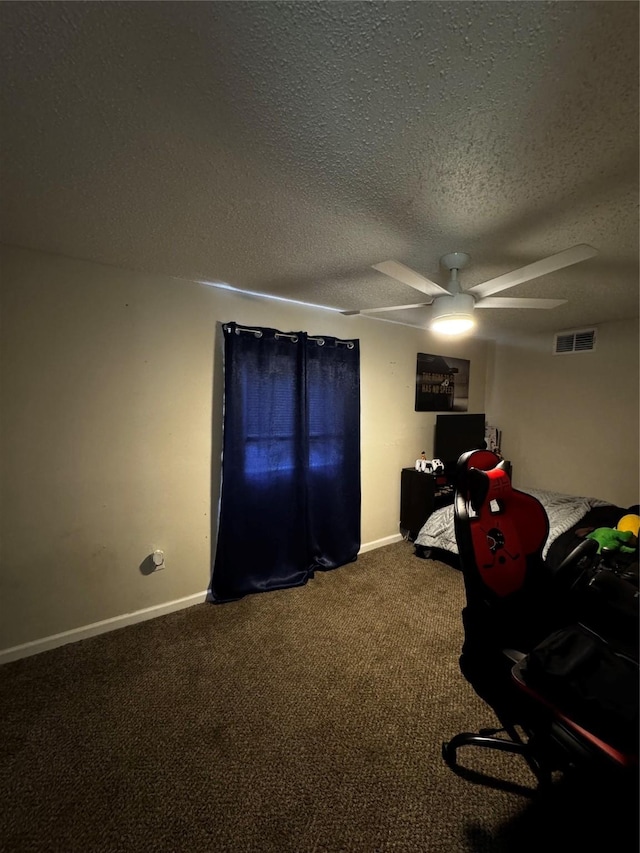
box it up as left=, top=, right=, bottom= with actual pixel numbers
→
left=415, top=353, right=470, bottom=412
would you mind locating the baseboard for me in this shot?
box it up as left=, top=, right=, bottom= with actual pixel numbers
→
left=359, top=532, right=405, bottom=553
left=0, top=591, right=209, bottom=665
left=1, top=535, right=406, bottom=665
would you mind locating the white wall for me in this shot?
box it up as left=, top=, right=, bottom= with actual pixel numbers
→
left=485, top=322, right=639, bottom=506
left=4, top=245, right=636, bottom=658
left=0, top=245, right=489, bottom=653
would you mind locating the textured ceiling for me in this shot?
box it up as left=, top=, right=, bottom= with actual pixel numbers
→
left=1, top=1, right=638, bottom=340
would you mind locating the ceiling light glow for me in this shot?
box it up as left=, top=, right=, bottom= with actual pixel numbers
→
left=431, top=316, right=476, bottom=334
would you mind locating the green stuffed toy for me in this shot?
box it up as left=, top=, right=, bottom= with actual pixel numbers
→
left=585, top=527, right=637, bottom=554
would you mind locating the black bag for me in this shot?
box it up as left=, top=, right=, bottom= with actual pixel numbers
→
left=524, top=623, right=639, bottom=752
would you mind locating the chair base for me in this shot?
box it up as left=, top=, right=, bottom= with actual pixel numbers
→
left=442, top=724, right=553, bottom=794
left=443, top=715, right=636, bottom=794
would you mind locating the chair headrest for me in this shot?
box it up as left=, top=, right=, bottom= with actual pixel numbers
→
left=468, top=466, right=512, bottom=513
left=458, top=449, right=502, bottom=473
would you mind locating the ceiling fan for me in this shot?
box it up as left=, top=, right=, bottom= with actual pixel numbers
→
left=342, top=244, right=598, bottom=334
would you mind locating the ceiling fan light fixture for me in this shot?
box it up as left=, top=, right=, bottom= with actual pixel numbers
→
left=429, top=293, right=476, bottom=335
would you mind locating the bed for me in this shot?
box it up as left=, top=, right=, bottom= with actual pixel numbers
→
left=413, top=487, right=638, bottom=572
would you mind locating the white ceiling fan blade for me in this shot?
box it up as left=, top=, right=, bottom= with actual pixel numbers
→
left=372, top=261, right=450, bottom=297
left=475, top=297, right=568, bottom=309
left=342, top=301, right=433, bottom=316
left=466, top=244, right=598, bottom=299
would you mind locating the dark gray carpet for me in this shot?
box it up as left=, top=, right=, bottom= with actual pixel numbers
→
left=1, top=542, right=636, bottom=852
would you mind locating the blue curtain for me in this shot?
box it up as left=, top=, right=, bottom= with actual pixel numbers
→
left=210, top=322, right=361, bottom=602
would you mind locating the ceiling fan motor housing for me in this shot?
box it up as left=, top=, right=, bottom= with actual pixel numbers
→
left=431, top=292, right=475, bottom=322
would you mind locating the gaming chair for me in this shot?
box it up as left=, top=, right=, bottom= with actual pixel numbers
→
left=442, top=450, right=639, bottom=793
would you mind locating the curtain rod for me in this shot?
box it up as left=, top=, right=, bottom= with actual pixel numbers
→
left=223, top=325, right=355, bottom=348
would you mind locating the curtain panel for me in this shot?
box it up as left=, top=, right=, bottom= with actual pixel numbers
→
left=210, top=322, right=361, bottom=602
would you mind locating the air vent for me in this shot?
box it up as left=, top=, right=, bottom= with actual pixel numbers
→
left=553, top=328, right=597, bottom=355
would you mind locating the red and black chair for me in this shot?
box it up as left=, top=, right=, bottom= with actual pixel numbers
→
left=442, top=450, right=639, bottom=793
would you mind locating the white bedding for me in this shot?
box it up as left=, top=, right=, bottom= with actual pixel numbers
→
left=413, top=488, right=613, bottom=560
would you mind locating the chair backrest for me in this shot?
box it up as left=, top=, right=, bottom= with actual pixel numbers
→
left=454, top=451, right=552, bottom=661
left=454, top=450, right=549, bottom=596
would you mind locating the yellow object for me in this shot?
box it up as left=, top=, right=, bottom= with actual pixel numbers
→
left=616, top=514, right=640, bottom=537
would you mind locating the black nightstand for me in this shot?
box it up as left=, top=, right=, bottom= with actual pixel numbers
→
left=399, top=468, right=454, bottom=541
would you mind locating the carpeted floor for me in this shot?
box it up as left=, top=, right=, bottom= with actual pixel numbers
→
left=0, top=541, right=637, bottom=852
